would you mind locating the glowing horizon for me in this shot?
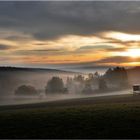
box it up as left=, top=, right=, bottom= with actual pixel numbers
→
left=1, top=1, right=140, bottom=68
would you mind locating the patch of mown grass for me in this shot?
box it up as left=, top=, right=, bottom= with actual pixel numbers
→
left=0, top=103, right=140, bottom=138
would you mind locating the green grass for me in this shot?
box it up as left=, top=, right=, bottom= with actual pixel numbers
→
left=0, top=103, right=140, bottom=138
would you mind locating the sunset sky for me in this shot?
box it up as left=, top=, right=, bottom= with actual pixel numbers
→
left=1, top=1, right=140, bottom=69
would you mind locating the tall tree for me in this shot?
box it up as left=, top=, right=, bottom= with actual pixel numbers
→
left=45, top=77, right=65, bottom=94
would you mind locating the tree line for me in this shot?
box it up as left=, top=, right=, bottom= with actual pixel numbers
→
left=15, top=67, right=129, bottom=96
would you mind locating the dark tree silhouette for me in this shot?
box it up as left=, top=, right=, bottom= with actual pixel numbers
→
left=98, top=78, right=108, bottom=91
left=15, top=85, right=38, bottom=96
left=73, top=75, right=84, bottom=83
left=94, top=71, right=100, bottom=78
left=45, top=76, right=66, bottom=94
left=66, top=77, right=73, bottom=87
left=82, top=81, right=93, bottom=93
left=104, top=67, right=129, bottom=88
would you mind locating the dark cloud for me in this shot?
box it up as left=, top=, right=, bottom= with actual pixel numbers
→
left=95, top=56, right=138, bottom=64
left=104, top=47, right=127, bottom=52
left=75, top=45, right=127, bottom=54
left=72, top=45, right=115, bottom=54
left=1, top=1, right=140, bottom=40
left=13, top=49, right=65, bottom=56
left=0, top=44, right=11, bottom=50
left=78, top=45, right=113, bottom=50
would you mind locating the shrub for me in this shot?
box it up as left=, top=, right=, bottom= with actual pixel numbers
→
left=15, top=85, right=38, bottom=96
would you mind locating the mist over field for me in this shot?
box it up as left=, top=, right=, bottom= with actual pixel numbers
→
left=0, top=68, right=74, bottom=95
left=0, top=67, right=79, bottom=105
left=0, top=66, right=139, bottom=106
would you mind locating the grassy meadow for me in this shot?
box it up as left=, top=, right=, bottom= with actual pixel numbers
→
left=0, top=96, right=140, bottom=138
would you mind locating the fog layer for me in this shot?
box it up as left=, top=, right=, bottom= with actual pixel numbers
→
left=0, top=66, right=139, bottom=105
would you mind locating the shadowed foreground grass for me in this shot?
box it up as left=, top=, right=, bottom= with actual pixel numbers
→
left=0, top=102, right=140, bottom=138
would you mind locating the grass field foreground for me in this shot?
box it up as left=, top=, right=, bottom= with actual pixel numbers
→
left=0, top=102, right=140, bottom=138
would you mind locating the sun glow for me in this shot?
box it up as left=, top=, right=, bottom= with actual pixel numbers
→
left=103, top=31, right=140, bottom=41
left=120, top=48, right=140, bottom=58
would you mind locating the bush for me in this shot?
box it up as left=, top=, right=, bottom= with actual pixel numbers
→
left=15, top=85, right=38, bottom=96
